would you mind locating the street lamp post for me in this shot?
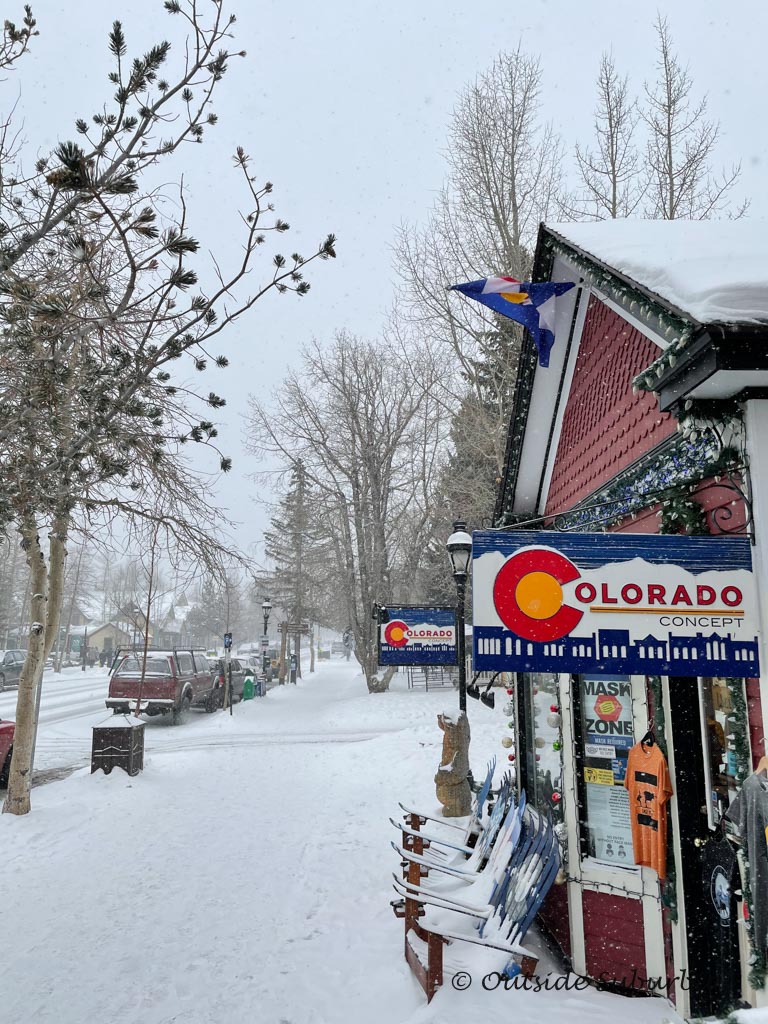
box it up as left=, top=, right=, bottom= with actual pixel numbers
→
left=261, top=598, right=272, bottom=694
left=433, top=520, right=473, bottom=818
left=446, top=521, right=472, bottom=712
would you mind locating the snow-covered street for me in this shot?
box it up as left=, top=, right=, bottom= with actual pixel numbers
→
left=0, top=662, right=686, bottom=1024
left=0, top=667, right=115, bottom=778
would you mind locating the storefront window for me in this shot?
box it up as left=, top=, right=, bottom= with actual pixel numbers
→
left=577, top=675, right=636, bottom=867
left=700, top=676, right=739, bottom=827
left=520, top=672, right=563, bottom=815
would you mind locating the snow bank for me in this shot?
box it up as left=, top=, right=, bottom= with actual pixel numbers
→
left=547, top=219, right=768, bottom=324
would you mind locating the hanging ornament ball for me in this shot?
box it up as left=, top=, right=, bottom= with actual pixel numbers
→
left=507, top=753, right=516, bottom=762
left=501, top=736, right=514, bottom=749
left=551, top=792, right=562, bottom=803
left=546, top=712, right=561, bottom=729
left=508, top=721, right=515, bottom=729
left=535, top=754, right=541, bottom=762
left=550, top=704, right=559, bottom=713
left=506, top=688, right=514, bottom=696
left=552, top=740, right=562, bottom=751
left=533, top=687, right=538, bottom=695
left=534, top=736, right=546, bottom=749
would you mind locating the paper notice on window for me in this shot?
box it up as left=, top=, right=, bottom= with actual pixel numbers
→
left=584, top=766, right=614, bottom=785
left=586, top=743, right=616, bottom=759
left=586, top=782, right=635, bottom=865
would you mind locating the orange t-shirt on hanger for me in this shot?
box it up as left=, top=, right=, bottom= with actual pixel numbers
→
left=624, top=741, right=673, bottom=879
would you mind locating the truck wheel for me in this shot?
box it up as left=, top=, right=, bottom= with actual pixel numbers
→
left=170, top=692, right=192, bottom=726
left=204, top=691, right=219, bottom=714
left=0, top=673, right=5, bottom=691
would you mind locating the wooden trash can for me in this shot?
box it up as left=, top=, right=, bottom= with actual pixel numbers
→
left=91, top=716, right=145, bottom=777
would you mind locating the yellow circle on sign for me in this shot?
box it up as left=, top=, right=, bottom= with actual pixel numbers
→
left=515, top=572, right=563, bottom=620
left=390, top=626, right=405, bottom=642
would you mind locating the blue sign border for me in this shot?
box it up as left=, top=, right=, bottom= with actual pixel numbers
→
left=472, top=530, right=759, bottom=677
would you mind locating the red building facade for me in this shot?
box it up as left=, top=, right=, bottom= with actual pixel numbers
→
left=494, top=222, right=768, bottom=1018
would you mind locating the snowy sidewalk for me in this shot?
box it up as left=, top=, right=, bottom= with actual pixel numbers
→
left=0, top=663, right=684, bottom=1024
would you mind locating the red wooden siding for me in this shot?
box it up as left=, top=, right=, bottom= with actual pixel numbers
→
left=582, top=890, right=647, bottom=989
left=545, top=296, right=676, bottom=515
left=538, top=881, right=571, bottom=959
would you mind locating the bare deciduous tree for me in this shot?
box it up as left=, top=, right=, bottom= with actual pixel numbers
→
left=642, top=15, right=747, bottom=220
left=575, top=53, right=645, bottom=219
left=247, top=333, right=446, bottom=693
left=394, top=47, right=567, bottom=547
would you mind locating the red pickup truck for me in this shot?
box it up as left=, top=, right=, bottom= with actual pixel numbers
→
left=106, top=649, right=218, bottom=723
left=0, top=719, right=14, bottom=787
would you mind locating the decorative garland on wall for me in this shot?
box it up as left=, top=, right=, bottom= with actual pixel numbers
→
left=500, top=434, right=743, bottom=538
left=726, top=676, right=766, bottom=991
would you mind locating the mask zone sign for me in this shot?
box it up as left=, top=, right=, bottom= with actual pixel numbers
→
left=378, top=606, right=458, bottom=667
left=472, top=531, right=759, bottom=677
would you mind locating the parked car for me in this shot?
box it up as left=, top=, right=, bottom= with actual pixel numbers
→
left=213, top=658, right=247, bottom=705
left=0, top=650, right=27, bottom=691
left=0, top=718, right=14, bottom=787
left=105, top=649, right=217, bottom=723
left=243, top=654, right=260, bottom=676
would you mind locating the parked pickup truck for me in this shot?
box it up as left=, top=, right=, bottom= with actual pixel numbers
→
left=106, top=649, right=218, bottom=724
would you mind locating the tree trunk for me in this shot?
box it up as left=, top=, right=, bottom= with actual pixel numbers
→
left=309, top=628, right=315, bottom=673
left=56, top=538, right=83, bottom=672
left=365, top=664, right=395, bottom=693
left=3, top=517, right=49, bottom=816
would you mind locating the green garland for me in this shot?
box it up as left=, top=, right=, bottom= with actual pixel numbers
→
left=726, top=676, right=766, bottom=990
left=659, top=495, right=709, bottom=536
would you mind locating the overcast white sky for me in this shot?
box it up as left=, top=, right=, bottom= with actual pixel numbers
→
left=14, top=0, right=768, bottom=560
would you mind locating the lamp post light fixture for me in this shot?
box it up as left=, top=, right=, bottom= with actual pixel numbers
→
left=446, top=520, right=472, bottom=713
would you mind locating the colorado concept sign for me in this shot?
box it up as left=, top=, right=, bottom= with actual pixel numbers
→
left=472, top=531, right=760, bottom=677
left=378, top=606, right=458, bottom=667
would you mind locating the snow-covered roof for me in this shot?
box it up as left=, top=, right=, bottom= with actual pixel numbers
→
left=546, top=219, right=768, bottom=325
left=69, top=622, right=130, bottom=637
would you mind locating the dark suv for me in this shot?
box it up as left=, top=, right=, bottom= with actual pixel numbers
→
left=106, top=649, right=217, bottom=724
left=0, top=650, right=26, bottom=691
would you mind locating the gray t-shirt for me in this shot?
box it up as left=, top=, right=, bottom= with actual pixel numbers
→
left=726, top=773, right=768, bottom=951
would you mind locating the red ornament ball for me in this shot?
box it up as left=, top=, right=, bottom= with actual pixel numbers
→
left=506, top=688, right=514, bottom=695
left=550, top=704, right=559, bottom=713
left=551, top=793, right=562, bottom=803
left=507, top=753, right=516, bottom=762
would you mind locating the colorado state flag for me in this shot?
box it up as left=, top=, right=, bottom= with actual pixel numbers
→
left=450, top=276, right=575, bottom=367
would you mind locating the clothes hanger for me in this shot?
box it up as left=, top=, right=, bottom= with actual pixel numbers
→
left=640, top=721, right=655, bottom=747
left=755, top=755, right=768, bottom=776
